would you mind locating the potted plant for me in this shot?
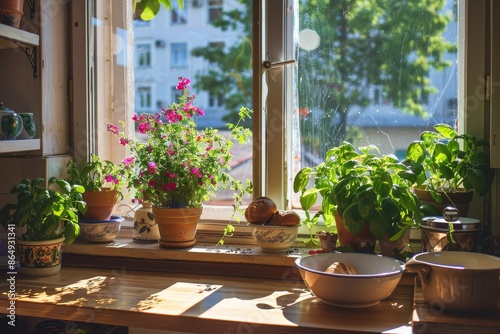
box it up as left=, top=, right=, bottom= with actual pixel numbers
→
left=404, top=123, right=494, bottom=216
left=294, top=142, right=421, bottom=253
left=65, top=154, right=125, bottom=221
left=0, top=177, right=87, bottom=276
left=107, top=76, right=253, bottom=248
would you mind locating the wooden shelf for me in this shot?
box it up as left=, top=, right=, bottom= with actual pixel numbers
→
left=0, top=23, right=39, bottom=48
left=0, top=139, right=40, bottom=153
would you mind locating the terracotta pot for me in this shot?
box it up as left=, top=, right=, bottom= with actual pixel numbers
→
left=152, top=206, right=202, bottom=248
left=0, top=0, right=24, bottom=28
left=17, top=237, right=65, bottom=277
left=335, top=213, right=376, bottom=252
left=82, top=188, right=118, bottom=221
left=413, top=187, right=473, bottom=216
left=316, top=232, right=338, bottom=252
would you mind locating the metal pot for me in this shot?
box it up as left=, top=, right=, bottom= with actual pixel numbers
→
left=406, top=251, right=500, bottom=312
left=0, top=102, right=23, bottom=140
left=420, top=206, right=481, bottom=252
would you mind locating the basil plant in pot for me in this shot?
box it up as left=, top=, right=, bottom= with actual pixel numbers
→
left=294, top=142, right=421, bottom=256
left=0, top=177, right=87, bottom=276
left=107, top=77, right=253, bottom=248
left=404, top=123, right=494, bottom=216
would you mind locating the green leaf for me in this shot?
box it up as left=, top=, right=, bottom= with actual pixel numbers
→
left=300, top=188, right=319, bottom=211
left=64, top=222, right=80, bottom=245
left=293, top=167, right=312, bottom=193
left=434, top=123, right=456, bottom=139
left=342, top=203, right=364, bottom=234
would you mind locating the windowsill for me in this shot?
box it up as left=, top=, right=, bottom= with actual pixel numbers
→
left=63, top=224, right=311, bottom=268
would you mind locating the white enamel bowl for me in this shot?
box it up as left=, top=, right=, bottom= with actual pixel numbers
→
left=295, top=253, right=405, bottom=307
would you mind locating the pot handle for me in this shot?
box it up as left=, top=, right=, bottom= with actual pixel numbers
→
left=405, top=257, right=431, bottom=284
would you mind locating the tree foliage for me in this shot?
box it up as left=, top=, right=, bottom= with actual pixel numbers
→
left=192, top=0, right=456, bottom=140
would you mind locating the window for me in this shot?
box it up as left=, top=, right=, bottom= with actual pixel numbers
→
left=171, top=1, right=188, bottom=25
left=170, top=42, right=188, bottom=68
left=208, top=91, right=224, bottom=108
left=208, top=0, right=223, bottom=23
left=81, top=1, right=488, bottom=244
left=136, top=86, right=153, bottom=112
left=135, top=43, right=152, bottom=68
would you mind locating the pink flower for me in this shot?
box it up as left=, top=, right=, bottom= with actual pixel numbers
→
left=191, top=167, right=202, bottom=178
left=148, top=161, right=157, bottom=174
left=119, top=137, right=129, bottom=146
left=106, top=124, right=119, bottom=135
left=137, top=122, right=151, bottom=134
left=122, top=156, right=135, bottom=166
left=148, top=180, right=155, bottom=187
left=176, top=77, right=191, bottom=90
left=132, top=113, right=139, bottom=121
left=166, top=109, right=183, bottom=123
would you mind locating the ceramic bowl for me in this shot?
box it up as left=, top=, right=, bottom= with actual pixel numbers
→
left=250, top=224, right=299, bottom=252
left=406, top=251, right=500, bottom=312
left=295, top=253, right=405, bottom=307
left=78, top=215, right=124, bottom=242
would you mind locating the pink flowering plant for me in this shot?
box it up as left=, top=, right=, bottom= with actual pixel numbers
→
left=107, top=77, right=253, bottom=217
left=65, top=154, right=125, bottom=198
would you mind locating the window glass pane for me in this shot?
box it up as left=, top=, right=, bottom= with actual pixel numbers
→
left=292, top=0, right=458, bottom=208
left=133, top=0, right=253, bottom=206
left=136, top=43, right=152, bottom=68
left=170, top=42, right=188, bottom=68
left=172, top=1, right=188, bottom=25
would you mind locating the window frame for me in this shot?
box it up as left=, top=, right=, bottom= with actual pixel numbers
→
left=72, top=0, right=491, bottom=245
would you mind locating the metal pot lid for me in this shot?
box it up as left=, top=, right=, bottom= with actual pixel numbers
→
left=420, top=216, right=481, bottom=231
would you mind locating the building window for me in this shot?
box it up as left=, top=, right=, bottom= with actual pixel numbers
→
left=136, top=86, right=153, bottom=112
left=208, top=91, right=224, bottom=108
left=171, top=1, right=187, bottom=25
left=208, top=0, right=223, bottom=23
left=136, top=43, right=152, bottom=68
left=170, top=42, right=188, bottom=68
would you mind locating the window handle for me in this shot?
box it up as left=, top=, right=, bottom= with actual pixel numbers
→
left=263, top=59, right=296, bottom=70
left=263, top=59, right=296, bottom=82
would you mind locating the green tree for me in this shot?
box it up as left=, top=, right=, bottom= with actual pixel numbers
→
left=191, top=0, right=252, bottom=126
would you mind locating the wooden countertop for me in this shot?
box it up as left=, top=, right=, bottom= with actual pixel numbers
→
left=1, top=267, right=414, bottom=334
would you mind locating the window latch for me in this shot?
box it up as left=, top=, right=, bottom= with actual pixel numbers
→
left=263, top=59, right=296, bottom=82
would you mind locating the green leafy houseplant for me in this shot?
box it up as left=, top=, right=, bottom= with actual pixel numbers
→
left=0, top=177, right=87, bottom=244
left=404, top=123, right=494, bottom=204
left=107, top=77, right=253, bottom=244
left=294, top=143, right=421, bottom=247
left=65, top=154, right=125, bottom=198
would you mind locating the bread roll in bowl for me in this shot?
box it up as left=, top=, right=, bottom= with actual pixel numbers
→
left=325, top=262, right=358, bottom=275
left=267, top=210, right=301, bottom=226
left=245, top=196, right=278, bottom=224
